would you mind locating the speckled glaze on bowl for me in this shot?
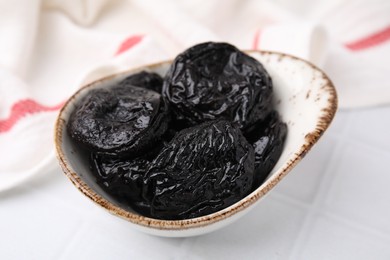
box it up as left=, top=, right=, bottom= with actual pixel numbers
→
left=55, top=51, right=337, bottom=237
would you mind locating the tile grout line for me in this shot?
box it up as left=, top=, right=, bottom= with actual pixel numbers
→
left=287, top=109, right=390, bottom=260
left=319, top=137, right=390, bottom=239
left=271, top=190, right=311, bottom=209
left=322, top=210, right=390, bottom=241
left=287, top=113, right=353, bottom=260
left=287, top=142, right=346, bottom=260
left=343, top=135, right=390, bottom=157
left=55, top=220, right=89, bottom=260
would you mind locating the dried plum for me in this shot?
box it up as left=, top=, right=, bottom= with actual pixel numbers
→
left=245, top=111, right=287, bottom=188
left=163, top=42, right=273, bottom=130
left=90, top=153, right=150, bottom=213
left=118, top=71, right=163, bottom=93
left=67, top=85, right=169, bottom=157
left=142, top=120, right=255, bottom=220
left=69, top=41, right=288, bottom=221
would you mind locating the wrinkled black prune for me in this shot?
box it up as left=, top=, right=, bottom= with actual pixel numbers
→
left=245, top=111, right=287, bottom=188
left=67, top=85, right=169, bottom=157
left=90, top=153, right=150, bottom=213
left=163, top=42, right=273, bottom=130
left=118, top=71, right=163, bottom=93
left=142, top=120, right=255, bottom=220
left=69, top=41, right=288, bottom=221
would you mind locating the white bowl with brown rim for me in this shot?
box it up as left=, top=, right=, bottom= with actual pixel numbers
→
left=55, top=50, right=337, bottom=237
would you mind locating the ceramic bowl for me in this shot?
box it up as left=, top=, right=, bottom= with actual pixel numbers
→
left=55, top=51, right=337, bottom=237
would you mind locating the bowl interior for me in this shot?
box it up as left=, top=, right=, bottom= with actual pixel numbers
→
left=55, top=51, right=337, bottom=232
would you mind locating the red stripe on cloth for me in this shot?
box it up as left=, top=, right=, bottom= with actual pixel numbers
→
left=0, top=99, right=64, bottom=133
left=345, top=26, right=390, bottom=51
left=252, top=30, right=262, bottom=50
left=115, top=35, right=144, bottom=55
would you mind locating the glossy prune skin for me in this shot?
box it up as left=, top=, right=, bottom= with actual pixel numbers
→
left=163, top=42, right=273, bottom=130
left=245, top=111, right=287, bottom=188
left=118, top=71, right=163, bottom=93
left=142, top=120, right=255, bottom=220
left=68, top=85, right=169, bottom=157
left=90, top=153, right=150, bottom=213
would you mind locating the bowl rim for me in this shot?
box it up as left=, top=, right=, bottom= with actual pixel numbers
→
left=54, top=50, right=338, bottom=231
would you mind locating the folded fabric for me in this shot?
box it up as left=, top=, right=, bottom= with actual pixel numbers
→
left=0, top=0, right=389, bottom=191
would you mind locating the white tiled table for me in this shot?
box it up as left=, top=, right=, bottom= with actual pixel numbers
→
left=2, top=107, right=390, bottom=260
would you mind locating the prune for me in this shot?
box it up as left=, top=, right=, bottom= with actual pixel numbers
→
left=163, top=42, right=273, bottom=130
left=245, top=111, right=287, bottom=188
left=142, top=120, right=255, bottom=220
left=67, top=84, right=170, bottom=157
left=118, top=71, right=163, bottom=93
left=69, top=41, right=288, bottom=221
left=90, top=153, right=150, bottom=213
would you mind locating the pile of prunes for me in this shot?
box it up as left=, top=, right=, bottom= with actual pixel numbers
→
left=68, top=42, right=287, bottom=220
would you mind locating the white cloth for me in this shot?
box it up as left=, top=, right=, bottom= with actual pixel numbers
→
left=0, top=0, right=389, bottom=190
